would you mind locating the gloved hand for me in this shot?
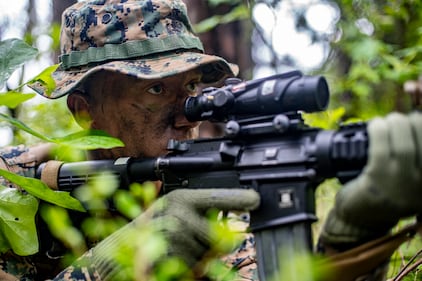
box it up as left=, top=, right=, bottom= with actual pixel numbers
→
left=320, top=112, right=422, bottom=245
left=53, top=188, right=260, bottom=281
left=147, top=188, right=260, bottom=267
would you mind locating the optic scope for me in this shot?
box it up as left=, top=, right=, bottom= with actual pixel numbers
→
left=184, top=70, right=329, bottom=122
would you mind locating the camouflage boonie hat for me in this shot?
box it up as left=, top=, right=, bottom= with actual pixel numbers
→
left=28, top=0, right=238, bottom=99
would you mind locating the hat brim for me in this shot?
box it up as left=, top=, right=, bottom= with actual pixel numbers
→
left=28, top=52, right=238, bottom=99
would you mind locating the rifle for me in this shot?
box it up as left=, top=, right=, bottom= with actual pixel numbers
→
left=37, top=70, right=368, bottom=281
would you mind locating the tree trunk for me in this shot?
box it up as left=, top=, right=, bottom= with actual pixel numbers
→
left=52, top=0, right=76, bottom=63
left=182, top=1, right=254, bottom=137
left=183, top=0, right=253, bottom=80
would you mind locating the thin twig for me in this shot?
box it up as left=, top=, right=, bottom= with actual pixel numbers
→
left=392, top=248, right=422, bottom=281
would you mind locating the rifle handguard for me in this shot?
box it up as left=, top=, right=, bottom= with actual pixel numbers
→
left=39, top=160, right=63, bottom=190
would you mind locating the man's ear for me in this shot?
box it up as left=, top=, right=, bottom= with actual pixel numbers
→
left=67, top=91, right=93, bottom=129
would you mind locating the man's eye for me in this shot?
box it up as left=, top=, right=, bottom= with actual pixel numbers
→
left=147, top=84, right=163, bottom=95
left=186, top=81, right=199, bottom=93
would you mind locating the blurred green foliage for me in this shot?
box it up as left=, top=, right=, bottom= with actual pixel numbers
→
left=326, top=0, right=422, bottom=120
left=320, top=2, right=422, bottom=280
left=193, top=3, right=250, bottom=33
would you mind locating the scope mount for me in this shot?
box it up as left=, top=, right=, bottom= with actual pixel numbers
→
left=223, top=111, right=307, bottom=137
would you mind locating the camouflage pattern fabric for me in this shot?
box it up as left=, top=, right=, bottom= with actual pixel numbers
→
left=0, top=145, right=37, bottom=183
left=0, top=251, right=37, bottom=281
left=28, top=0, right=238, bottom=99
left=50, top=250, right=102, bottom=281
left=221, top=233, right=258, bottom=281
left=220, top=212, right=258, bottom=281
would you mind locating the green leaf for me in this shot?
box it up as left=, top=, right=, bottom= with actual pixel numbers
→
left=194, top=4, right=250, bottom=33
left=0, top=185, right=39, bottom=255
left=0, top=38, right=38, bottom=88
left=0, top=112, right=53, bottom=142
left=55, top=130, right=125, bottom=150
left=349, top=63, right=380, bottom=84
left=351, top=82, right=372, bottom=98
left=0, top=113, right=124, bottom=150
left=0, top=92, right=36, bottom=108
left=207, top=0, right=242, bottom=7
left=26, top=64, right=59, bottom=97
left=0, top=170, right=85, bottom=212
left=49, top=23, right=62, bottom=51
left=114, top=190, right=142, bottom=219
left=303, top=107, right=346, bottom=129
left=39, top=205, right=87, bottom=255
left=345, top=38, right=384, bottom=62
left=0, top=229, right=10, bottom=254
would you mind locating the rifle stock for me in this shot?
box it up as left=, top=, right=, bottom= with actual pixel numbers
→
left=37, top=71, right=368, bottom=281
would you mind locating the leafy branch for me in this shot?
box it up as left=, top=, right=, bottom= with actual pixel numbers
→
left=0, top=38, right=124, bottom=256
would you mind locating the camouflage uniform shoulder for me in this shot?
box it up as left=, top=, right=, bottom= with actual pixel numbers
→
left=0, top=143, right=53, bottom=187
left=0, top=144, right=37, bottom=182
left=50, top=250, right=102, bottom=281
left=0, top=251, right=37, bottom=280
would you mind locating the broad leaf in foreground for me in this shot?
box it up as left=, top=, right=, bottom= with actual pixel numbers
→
left=0, top=38, right=38, bottom=88
left=0, top=186, right=39, bottom=255
left=0, top=170, right=85, bottom=212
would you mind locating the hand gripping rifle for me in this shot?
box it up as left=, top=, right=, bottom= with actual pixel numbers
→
left=37, top=70, right=368, bottom=281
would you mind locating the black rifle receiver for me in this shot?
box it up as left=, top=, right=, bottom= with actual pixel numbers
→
left=37, top=71, right=368, bottom=281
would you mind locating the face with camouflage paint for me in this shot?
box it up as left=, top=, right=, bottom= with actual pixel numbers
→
left=68, top=70, right=202, bottom=159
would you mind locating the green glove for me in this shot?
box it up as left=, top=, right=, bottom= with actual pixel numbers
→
left=148, top=188, right=260, bottom=267
left=55, top=188, right=260, bottom=280
left=320, top=112, right=422, bottom=244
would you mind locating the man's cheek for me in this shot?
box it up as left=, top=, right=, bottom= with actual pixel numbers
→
left=190, top=127, right=199, bottom=139
left=144, top=103, right=162, bottom=113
